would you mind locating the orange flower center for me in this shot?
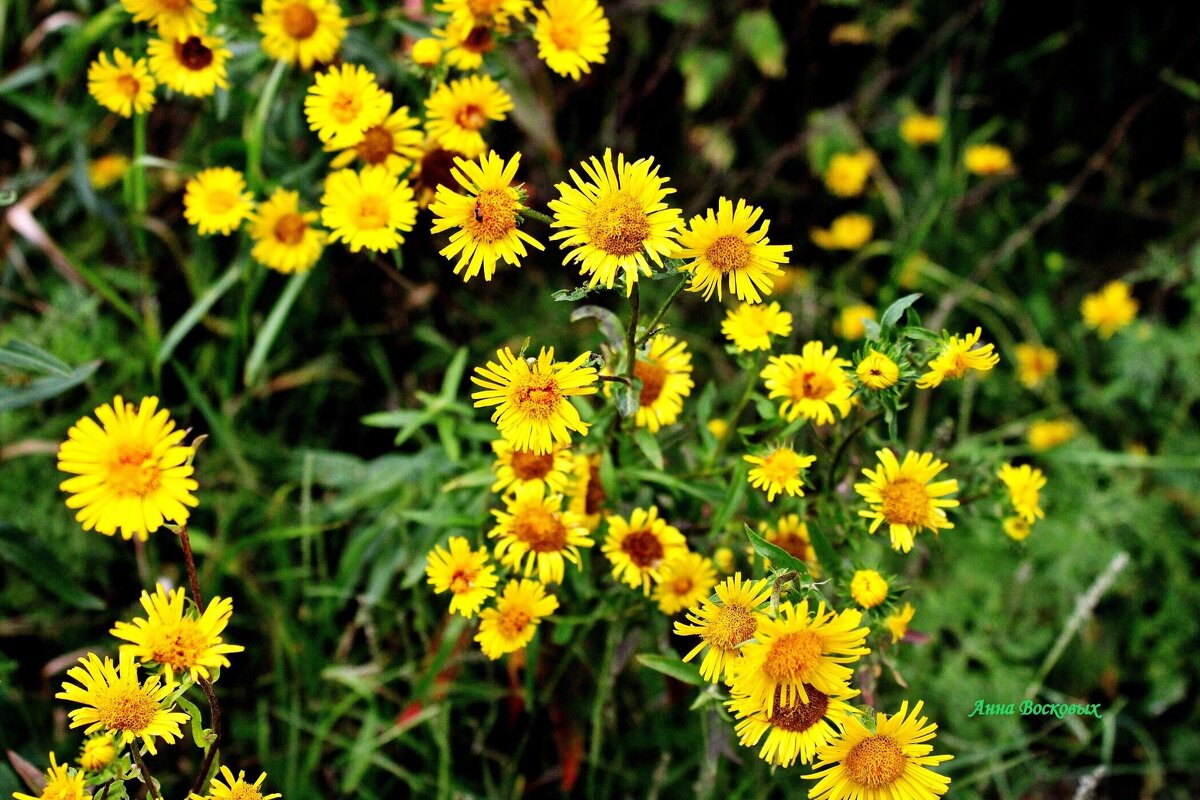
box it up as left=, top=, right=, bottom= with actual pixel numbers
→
left=449, top=568, right=477, bottom=594
left=633, top=359, right=668, bottom=406
left=144, top=618, right=209, bottom=671
left=671, top=576, right=694, bottom=596
left=204, top=189, right=238, bottom=215
left=467, top=188, right=517, bottom=242
left=880, top=477, right=930, bottom=526
left=791, top=370, right=835, bottom=401
left=116, top=73, right=142, bottom=99
left=159, top=0, right=190, bottom=10
left=95, top=683, right=159, bottom=733
left=512, top=506, right=568, bottom=553
left=512, top=374, right=562, bottom=420
left=621, top=528, right=664, bottom=568
left=353, top=195, right=389, bottom=230
left=584, top=463, right=605, bottom=516
left=770, top=684, right=829, bottom=732
left=330, top=92, right=364, bottom=124
left=463, top=25, right=495, bottom=55
left=763, top=630, right=823, bottom=682
left=354, top=125, right=394, bottom=164
left=549, top=19, right=582, bottom=50
left=584, top=190, right=650, bottom=256
left=175, top=36, right=214, bottom=71
left=510, top=449, right=555, bottom=481
left=705, top=234, right=751, bottom=274
left=497, top=608, right=532, bottom=639
left=844, top=734, right=907, bottom=789
left=272, top=212, right=308, bottom=245
left=281, top=2, right=319, bottom=39
left=455, top=103, right=488, bottom=131
left=705, top=602, right=757, bottom=650
left=107, top=447, right=162, bottom=497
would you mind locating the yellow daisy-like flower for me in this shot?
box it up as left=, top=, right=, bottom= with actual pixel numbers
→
left=320, top=166, right=417, bottom=253
left=532, top=0, right=610, bottom=80
left=424, top=74, right=514, bottom=158
left=916, top=327, right=1000, bottom=389
left=653, top=552, right=718, bottom=616
left=147, top=34, right=230, bottom=97
left=56, top=651, right=188, bottom=756
left=549, top=149, right=682, bottom=296
left=900, top=113, right=945, bottom=146
left=475, top=579, right=558, bottom=660
left=489, top=482, right=593, bottom=584
left=759, top=515, right=819, bottom=576
left=713, top=546, right=736, bottom=574
left=12, top=754, right=87, bottom=800
left=1082, top=280, right=1138, bottom=338
left=199, top=767, right=282, bottom=800
left=884, top=603, right=916, bottom=643
left=964, top=142, right=1013, bottom=176
left=328, top=105, right=423, bottom=175
left=79, top=733, right=117, bottom=772
left=833, top=303, right=876, bottom=340
left=1014, top=343, right=1058, bottom=389
left=760, top=342, right=855, bottom=425
left=811, top=213, right=873, bottom=251
left=997, top=462, right=1046, bottom=523
left=183, top=167, right=255, bottom=236
left=855, top=448, right=959, bottom=553
left=437, top=0, right=531, bottom=29
left=248, top=188, right=326, bottom=274
left=471, top=347, right=599, bottom=454
left=677, top=197, right=792, bottom=304
left=87, top=50, right=156, bottom=118
left=602, top=506, right=688, bottom=593
left=726, top=600, right=870, bottom=715
left=744, top=446, right=817, bottom=502
left=256, top=0, right=347, bottom=69
left=425, top=536, right=499, bottom=618
left=1028, top=419, right=1076, bottom=452
left=856, top=350, right=900, bottom=390
left=57, top=396, right=198, bottom=541
left=110, top=585, right=244, bottom=684
left=626, top=334, right=694, bottom=433
left=1002, top=516, right=1032, bottom=541
left=304, top=64, right=392, bottom=149
left=436, top=17, right=497, bottom=72
left=804, top=700, right=953, bottom=800
left=89, top=154, right=130, bottom=190
left=706, top=418, right=729, bottom=440
left=410, top=37, right=444, bottom=67
left=728, top=682, right=859, bottom=768
left=823, top=150, right=875, bottom=197
left=722, top=302, right=793, bottom=352
left=567, top=452, right=605, bottom=531
left=849, top=569, right=888, bottom=609
left=491, top=439, right=573, bottom=495
left=121, top=0, right=213, bottom=39
left=674, top=573, right=772, bottom=682
left=430, top=151, right=544, bottom=282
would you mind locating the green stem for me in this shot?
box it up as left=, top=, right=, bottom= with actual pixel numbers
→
left=825, top=410, right=881, bottom=491
left=244, top=269, right=312, bottom=387
left=519, top=207, right=554, bottom=226
left=587, top=621, right=620, bottom=800
left=132, top=111, right=148, bottom=256
left=246, top=60, right=287, bottom=190
left=130, top=747, right=162, bottom=800
left=709, top=350, right=765, bottom=467
left=625, top=283, right=640, bottom=383
left=636, top=274, right=689, bottom=345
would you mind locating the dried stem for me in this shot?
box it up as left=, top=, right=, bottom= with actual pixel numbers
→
left=176, top=525, right=224, bottom=797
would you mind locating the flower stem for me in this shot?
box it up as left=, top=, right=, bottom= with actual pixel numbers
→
left=131, top=111, right=148, bottom=257
left=709, top=350, right=765, bottom=467
left=176, top=525, right=224, bottom=797
left=246, top=59, right=287, bottom=191
left=636, top=274, right=688, bottom=346
left=130, top=747, right=162, bottom=800
left=824, top=410, right=881, bottom=491
left=518, top=207, right=554, bottom=226
left=625, top=283, right=640, bottom=384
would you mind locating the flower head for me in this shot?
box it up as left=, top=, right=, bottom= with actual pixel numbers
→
left=997, top=462, right=1046, bottom=523
left=435, top=17, right=497, bottom=72
left=1014, top=343, right=1058, bottom=389
left=849, top=569, right=888, bottom=609
left=884, top=603, right=916, bottom=643
left=256, top=0, right=347, bottom=69
left=602, top=506, right=687, bottom=593
left=489, top=482, right=593, bottom=584
left=674, top=573, right=772, bottom=682
left=744, top=447, right=816, bottom=502
left=760, top=342, right=855, bottom=425
left=437, top=0, right=531, bottom=29
left=57, top=395, right=198, bottom=540
left=425, top=536, right=498, bottom=617
left=122, top=0, right=213, bottom=39
left=320, top=166, right=417, bottom=253
left=1028, top=419, right=1076, bottom=451
left=411, top=38, right=443, bottom=67
left=532, top=0, right=610, bottom=79
left=653, top=552, right=718, bottom=615
left=490, top=439, right=573, bottom=495
left=728, top=682, right=859, bottom=768
left=328, top=106, right=424, bottom=175
left=475, top=579, right=558, bottom=660
left=89, top=155, right=130, bottom=190
left=823, top=151, right=875, bottom=197
left=1003, top=516, right=1032, bottom=541
left=88, top=50, right=156, bottom=118
left=811, top=214, right=872, bottom=251
left=12, top=754, right=88, bottom=800
left=722, top=302, right=793, bottom=352
left=304, top=64, right=392, bottom=149
left=1082, top=280, right=1138, bottom=338
left=623, top=334, right=694, bottom=433
left=856, top=350, right=900, bottom=390
left=900, top=113, right=944, bottom=146
left=199, top=767, right=282, bottom=800
left=148, top=33, right=231, bottom=97
left=833, top=304, right=876, bottom=340
left=111, top=585, right=244, bottom=683
left=79, top=733, right=117, bottom=772
left=916, top=328, right=999, bottom=388
left=424, top=74, right=513, bottom=158
left=856, top=448, right=959, bottom=553
left=184, top=167, right=255, bottom=236
left=566, top=452, right=605, bottom=530
left=964, top=142, right=1013, bottom=176
left=248, top=188, right=326, bottom=273
left=677, top=197, right=791, bottom=304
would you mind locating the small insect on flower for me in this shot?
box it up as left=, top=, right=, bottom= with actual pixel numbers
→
left=549, top=149, right=683, bottom=296
left=425, top=536, right=498, bottom=618
left=88, top=50, right=156, bottom=118
left=744, top=446, right=817, bottom=502
left=856, top=448, right=959, bottom=553
left=248, top=188, right=327, bottom=274
left=183, top=167, right=256, bottom=236
left=618, top=334, right=694, bottom=433
left=833, top=303, right=876, bottom=340
left=810, top=213, right=873, bottom=251
left=653, top=552, right=718, bottom=616
left=727, top=682, right=860, bottom=768
left=147, top=33, right=231, bottom=98
left=603, top=506, right=687, bottom=593
left=760, top=342, right=855, bottom=425
left=424, top=74, right=514, bottom=158
left=110, top=584, right=244, bottom=684
left=122, top=0, right=213, bottom=39
left=849, top=569, right=889, bottom=609
left=256, top=0, right=348, bottom=69
left=964, top=142, right=1014, bottom=176
left=471, top=346, right=599, bottom=455
left=900, top=112, right=945, bottom=146
left=804, top=701, right=953, bottom=800
left=997, top=462, right=1046, bottom=523
left=198, top=767, right=283, bottom=800
left=884, top=602, right=916, bottom=643
left=916, top=327, right=1000, bottom=389
left=304, top=64, right=392, bottom=149
left=489, top=482, right=593, bottom=584
left=1027, top=418, right=1077, bottom=451
left=429, top=151, right=544, bottom=282
left=79, top=733, right=117, bottom=772
left=674, top=573, right=772, bottom=683
left=532, top=0, right=611, bottom=80
left=57, top=395, right=199, bottom=541
left=1014, top=343, right=1058, bottom=389
left=676, top=197, right=792, bottom=304
left=320, top=166, right=418, bottom=253
left=56, top=651, right=189, bottom=756
left=722, top=302, right=793, bottom=352
left=856, top=350, right=900, bottom=390
left=12, top=754, right=88, bottom=800
left=475, top=579, right=559, bottom=660
left=1081, top=280, right=1138, bottom=338
left=328, top=106, right=424, bottom=175
left=823, top=150, right=875, bottom=197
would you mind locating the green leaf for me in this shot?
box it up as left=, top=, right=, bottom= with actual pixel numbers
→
left=678, top=49, right=732, bottom=110
left=880, top=293, right=922, bottom=329
left=709, top=462, right=748, bottom=534
left=570, top=305, right=624, bottom=348
left=244, top=269, right=311, bottom=387
left=0, top=340, right=71, bottom=375
left=157, top=261, right=243, bottom=367
left=806, top=520, right=841, bottom=581
left=744, top=525, right=808, bottom=575
left=613, top=379, right=641, bottom=418
left=175, top=695, right=216, bottom=749
left=0, top=360, right=100, bottom=411
left=632, top=428, right=664, bottom=470
left=553, top=285, right=593, bottom=302
left=0, top=524, right=105, bottom=609
left=734, top=10, right=787, bottom=78
left=636, top=654, right=706, bottom=687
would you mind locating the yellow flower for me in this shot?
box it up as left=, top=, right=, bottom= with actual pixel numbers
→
left=256, top=0, right=347, bottom=69
left=549, top=149, right=682, bottom=296
left=491, top=439, right=573, bottom=495
left=430, top=151, right=544, bottom=282
left=1082, top=280, right=1138, bottom=338
left=856, top=448, right=959, bottom=553
left=829, top=22, right=870, bottom=45
left=199, top=767, right=282, bottom=800
left=625, top=334, right=694, bottom=433
left=434, top=17, right=497, bottom=72
left=759, top=515, right=819, bottom=576
left=726, top=600, right=870, bottom=715
left=424, top=74, right=513, bottom=158
left=849, top=569, right=888, bottom=609
left=713, top=546, right=735, bottom=574
left=79, top=733, right=117, bottom=772
left=997, top=462, right=1046, bottom=523
left=1027, top=419, right=1076, bottom=451
left=328, top=105, right=423, bottom=175
left=833, top=303, right=876, bottom=340
left=409, top=140, right=470, bottom=208
left=727, top=681, right=859, bottom=768
left=89, top=154, right=130, bottom=189
left=304, top=64, right=391, bottom=149
left=884, top=603, right=915, bottom=643
left=489, top=482, right=593, bottom=584
left=811, top=213, right=872, bottom=251
left=856, top=350, right=900, bottom=390
left=475, top=579, right=558, bottom=660
left=677, top=197, right=792, bottom=304
left=248, top=188, right=326, bottom=274
left=760, top=342, right=855, bottom=425
left=532, top=0, right=611, bottom=80
left=411, top=37, right=443, bottom=67
left=183, top=167, right=255, bottom=236
left=823, top=150, right=875, bottom=197
left=147, top=33, right=230, bottom=97
left=56, top=651, right=189, bottom=756
left=88, top=50, right=156, bottom=118
left=57, top=395, right=198, bottom=541
left=674, top=573, right=772, bottom=682
left=1014, top=343, right=1058, bottom=389
left=916, top=327, right=1000, bottom=388
left=566, top=452, right=605, bottom=530
left=964, top=142, right=1013, bottom=176
left=722, top=302, right=793, bottom=352
left=472, top=346, right=599, bottom=454
left=122, top=0, right=213, bottom=39
left=1003, top=516, right=1032, bottom=541
left=425, top=536, right=498, bottom=618
left=744, top=447, right=816, bottom=502
left=653, top=552, right=718, bottom=615
left=13, top=754, right=88, bottom=800
left=320, top=166, right=417, bottom=253
left=602, top=506, right=687, bottom=593
left=900, top=113, right=945, bottom=146
left=437, top=0, right=531, bottom=29
left=804, top=701, right=953, bottom=800
left=111, top=585, right=244, bottom=683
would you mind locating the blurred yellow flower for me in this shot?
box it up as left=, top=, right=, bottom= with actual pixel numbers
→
left=713, top=546, right=736, bottom=574
left=304, top=64, right=392, bottom=149
left=722, top=302, right=793, bottom=352
left=256, top=0, right=347, bottom=69
left=490, top=439, right=573, bottom=495
left=823, top=150, right=875, bottom=197
left=88, top=50, right=156, bottom=118
left=674, top=573, right=771, bottom=682
left=849, top=569, right=888, bottom=609
left=1003, top=516, right=1032, bottom=541
left=884, top=602, right=915, bottom=643
left=426, top=537, right=498, bottom=618
left=567, top=452, right=605, bottom=530
left=532, top=0, right=611, bottom=80
left=916, top=328, right=999, bottom=389
left=328, top=106, right=423, bottom=175
left=899, top=112, right=945, bottom=146
left=475, top=579, right=558, bottom=660
left=1081, top=280, right=1138, bottom=338
left=759, top=515, right=820, bottom=577
left=653, top=552, right=718, bottom=615
left=411, top=140, right=470, bottom=207
left=79, top=733, right=116, bottom=772
left=88, top=154, right=130, bottom=189
left=625, top=334, right=694, bottom=433
left=603, top=506, right=687, bottom=593
left=856, top=448, right=959, bottom=553
left=411, top=37, right=444, bottom=67
left=435, top=17, right=496, bottom=72
left=1014, top=343, right=1058, bottom=389
left=856, top=350, right=899, bottom=390
left=424, top=74, right=513, bottom=158
left=744, top=446, right=816, bottom=502
left=12, top=754, right=87, bottom=800
left=438, top=0, right=531, bottom=29
left=203, top=767, right=282, bottom=800
left=1027, top=419, right=1077, bottom=451
left=897, top=251, right=930, bottom=288
left=810, top=213, right=873, bottom=251
left=489, top=482, right=593, bottom=584
left=964, top=142, right=1013, bottom=176
left=320, top=166, right=417, bottom=253
left=148, top=34, right=231, bottom=97
left=833, top=303, right=876, bottom=340
left=997, top=462, right=1046, bottom=523
left=706, top=418, right=729, bottom=440
left=111, top=585, right=243, bottom=683
left=677, top=197, right=792, bottom=304
left=184, top=167, right=255, bottom=235
left=761, top=342, right=855, bottom=425
left=249, top=188, right=327, bottom=273
left=122, top=0, right=212, bottom=39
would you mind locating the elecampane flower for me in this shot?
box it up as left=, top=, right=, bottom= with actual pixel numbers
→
left=602, top=506, right=687, bottom=593
left=727, top=682, right=859, bottom=768
left=204, top=767, right=283, bottom=800
left=722, top=302, right=793, bottom=352
left=304, top=64, right=392, bottom=149
left=823, top=150, right=875, bottom=197
left=490, top=439, right=574, bottom=495
left=849, top=569, right=888, bottom=609
left=489, top=482, right=593, bottom=584
left=320, top=166, right=417, bottom=253
left=425, top=536, right=498, bottom=618
left=437, top=0, right=531, bottom=29
left=147, top=33, right=231, bottom=97
left=12, top=754, right=87, bottom=800
left=997, top=462, right=1046, bottom=523
left=653, top=552, right=718, bottom=616
left=855, top=448, right=959, bottom=553
left=760, top=342, right=855, bottom=425
left=884, top=603, right=916, bottom=643
left=744, top=447, right=816, bottom=502
left=257, top=0, right=347, bottom=69
left=1081, top=280, right=1138, bottom=338
left=964, top=143, right=1013, bottom=176
left=916, top=328, right=1000, bottom=388
left=183, top=167, right=255, bottom=236
left=1014, top=343, right=1058, bottom=389
left=474, top=579, right=558, bottom=660
left=248, top=188, right=327, bottom=274
left=900, top=113, right=944, bottom=146
left=856, top=350, right=900, bottom=390
left=110, top=584, right=244, bottom=683
left=677, top=197, right=791, bottom=304
left=624, top=334, right=694, bottom=433
left=424, top=74, right=513, bottom=158
left=532, top=0, right=610, bottom=80
left=328, top=105, right=424, bottom=174
left=122, top=0, right=213, bottom=39
left=810, top=213, right=872, bottom=251
left=88, top=50, right=156, bottom=118
left=673, top=573, right=771, bottom=682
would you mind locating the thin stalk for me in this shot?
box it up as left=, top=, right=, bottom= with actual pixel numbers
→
left=636, top=274, right=688, bottom=345
left=130, top=747, right=162, bottom=800
left=624, top=284, right=640, bottom=384
left=177, top=525, right=225, bottom=796
left=825, top=411, right=881, bottom=491
left=246, top=60, right=287, bottom=190
left=586, top=622, right=620, bottom=800
left=132, top=112, right=148, bottom=257
left=709, top=350, right=765, bottom=467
